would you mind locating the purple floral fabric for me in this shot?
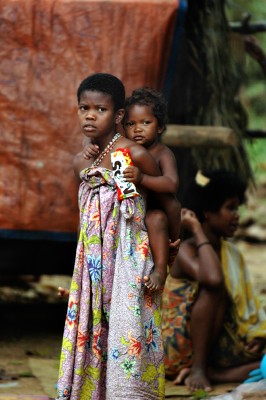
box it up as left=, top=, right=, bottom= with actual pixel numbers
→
left=56, top=167, right=165, bottom=400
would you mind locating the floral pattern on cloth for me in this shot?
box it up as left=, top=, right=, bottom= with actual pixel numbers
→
left=161, top=276, right=198, bottom=378
left=56, top=167, right=165, bottom=400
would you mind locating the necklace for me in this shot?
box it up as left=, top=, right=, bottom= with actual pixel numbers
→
left=91, top=132, right=121, bottom=168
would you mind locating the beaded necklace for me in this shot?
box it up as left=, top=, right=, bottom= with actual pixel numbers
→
left=91, top=132, right=121, bottom=168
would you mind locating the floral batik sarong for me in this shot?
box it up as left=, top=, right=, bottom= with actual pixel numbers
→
left=56, top=167, right=165, bottom=400
left=161, top=240, right=266, bottom=378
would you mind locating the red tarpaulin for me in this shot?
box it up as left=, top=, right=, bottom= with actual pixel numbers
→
left=0, top=0, right=179, bottom=235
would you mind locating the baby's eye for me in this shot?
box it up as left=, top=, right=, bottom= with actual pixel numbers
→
left=79, top=105, right=87, bottom=112
left=143, top=120, right=151, bottom=125
left=125, top=121, right=134, bottom=127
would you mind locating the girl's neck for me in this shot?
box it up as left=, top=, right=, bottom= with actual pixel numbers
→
left=96, top=131, right=117, bottom=152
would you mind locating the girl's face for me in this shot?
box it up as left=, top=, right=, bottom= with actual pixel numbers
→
left=205, top=197, right=240, bottom=237
left=124, top=104, right=163, bottom=148
left=78, top=90, right=123, bottom=141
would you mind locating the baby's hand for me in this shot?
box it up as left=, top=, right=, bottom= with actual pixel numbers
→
left=143, top=271, right=166, bottom=293
left=58, top=286, right=70, bottom=298
left=83, top=144, right=99, bottom=160
left=123, top=165, right=143, bottom=185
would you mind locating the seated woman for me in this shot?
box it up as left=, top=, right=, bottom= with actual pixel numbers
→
left=162, top=169, right=266, bottom=393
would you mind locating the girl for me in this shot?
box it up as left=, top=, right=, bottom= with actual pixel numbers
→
left=56, top=73, right=165, bottom=399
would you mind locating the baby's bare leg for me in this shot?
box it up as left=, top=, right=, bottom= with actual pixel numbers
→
left=154, top=194, right=181, bottom=267
left=156, top=194, right=181, bottom=242
left=144, top=209, right=169, bottom=292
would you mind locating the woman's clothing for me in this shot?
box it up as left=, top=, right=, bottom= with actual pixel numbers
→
left=162, top=240, right=266, bottom=377
left=56, top=167, right=164, bottom=400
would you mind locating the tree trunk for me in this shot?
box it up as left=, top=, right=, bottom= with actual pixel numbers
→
left=168, top=0, right=252, bottom=187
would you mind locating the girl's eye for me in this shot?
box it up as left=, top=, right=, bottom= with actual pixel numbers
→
left=79, top=105, right=87, bottom=112
left=143, top=121, right=151, bottom=125
left=125, top=121, right=134, bottom=127
left=98, top=107, right=106, bottom=112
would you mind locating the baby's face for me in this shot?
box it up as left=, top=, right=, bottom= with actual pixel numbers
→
left=124, top=104, right=163, bottom=148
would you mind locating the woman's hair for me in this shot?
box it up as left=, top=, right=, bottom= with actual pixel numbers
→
left=124, top=87, right=168, bottom=132
left=77, top=73, right=125, bottom=111
left=182, top=169, right=247, bottom=222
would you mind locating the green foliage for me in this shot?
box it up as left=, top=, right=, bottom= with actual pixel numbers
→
left=226, top=1, right=266, bottom=181
left=192, top=388, right=209, bottom=399
left=245, top=139, right=266, bottom=183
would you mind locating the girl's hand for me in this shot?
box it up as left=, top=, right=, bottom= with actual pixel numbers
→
left=58, top=286, right=70, bottom=298
left=123, top=165, right=143, bottom=185
left=83, top=144, right=99, bottom=160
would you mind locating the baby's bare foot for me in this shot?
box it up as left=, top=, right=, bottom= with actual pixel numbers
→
left=143, top=271, right=166, bottom=292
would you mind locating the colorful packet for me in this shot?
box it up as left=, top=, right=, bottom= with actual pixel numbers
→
left=111, top=148, right=139, bottom=200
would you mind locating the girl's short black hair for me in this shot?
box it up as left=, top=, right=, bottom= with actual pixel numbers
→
left=77, top=73, right=125, bottom=111
left=182, top=169, right=247, bottom=222
left=124, top=87, right=168, bottom=132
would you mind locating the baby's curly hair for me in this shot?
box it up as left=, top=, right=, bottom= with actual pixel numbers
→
left=124, top=87, right=168, bottom=132
left=77, top=73, right=125, bottom=111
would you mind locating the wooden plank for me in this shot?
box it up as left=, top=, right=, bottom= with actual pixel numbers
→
left=162, top=125, right=238, bottom=148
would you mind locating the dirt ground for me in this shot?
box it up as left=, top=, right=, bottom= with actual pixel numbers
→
left=0, top=240, right=265, bottom=399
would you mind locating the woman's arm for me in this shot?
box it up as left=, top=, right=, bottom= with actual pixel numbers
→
left=173, top=209, right=224, bottom=287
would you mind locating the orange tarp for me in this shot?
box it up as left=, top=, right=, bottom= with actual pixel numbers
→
left=0, top=0, right=178, bottom=234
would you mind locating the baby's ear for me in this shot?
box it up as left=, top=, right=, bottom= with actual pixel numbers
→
left=158, top=125, right=165, bottom=135
left=115, top=108, right=125, bottom=124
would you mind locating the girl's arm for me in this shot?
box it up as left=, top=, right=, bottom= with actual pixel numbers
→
left=73, top=153, right=84, bottom=182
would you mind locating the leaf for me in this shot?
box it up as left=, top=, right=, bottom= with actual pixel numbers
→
left=88, top=235, right=101, bottom=245
left=141, top=364, right=157, bottom=383
left=120, top=336, right=130, bottom=346
left=153, top=309, right=161, bottom=326
left=62, top=337, right=73, bottom=353
left=70, top=280, right=79, bottom=291
left=80, top=376, right=95, bottom=400
left=85, top=365, right=100, bottom=380
left=58, top=352, right=66, bottom=378
left=93, top=309, right=101, bottom=325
